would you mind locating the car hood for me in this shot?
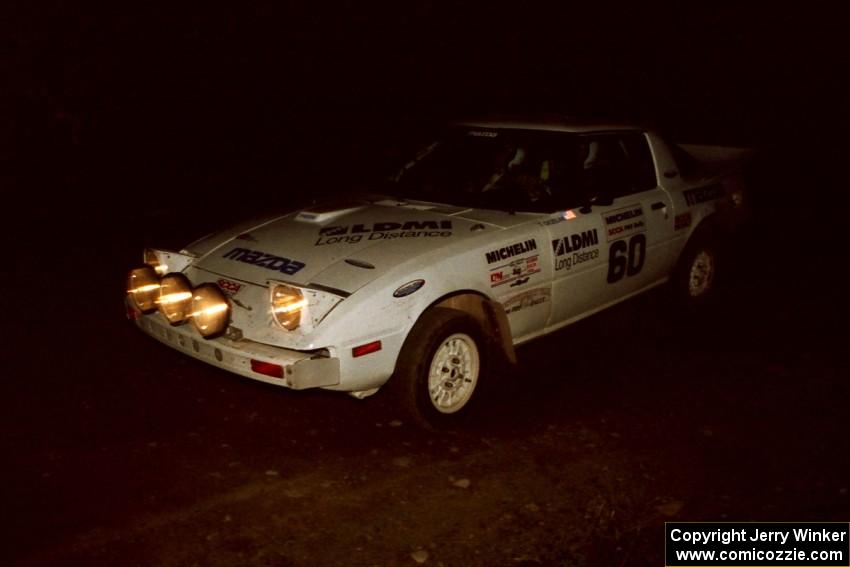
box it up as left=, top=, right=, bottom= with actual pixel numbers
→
left=188, top=198, right=525, bottom=294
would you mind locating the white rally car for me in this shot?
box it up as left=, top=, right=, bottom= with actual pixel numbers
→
left=126, top=118, right=749, bottom=426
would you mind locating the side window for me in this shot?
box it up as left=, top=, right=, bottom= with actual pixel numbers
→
left=667, top=141, right=700, bottom=178
left=620, top=133, right=657, bottom=192
left=579, top=133, right=657, bottom=200
left=531, top=137, right=590, bottom=211
left=499, top=134, right=585, bottom=213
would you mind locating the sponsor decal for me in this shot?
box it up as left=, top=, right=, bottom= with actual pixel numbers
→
left=316, top=220, right=453, bottom=245
left=467, top=130, right=498, bottom=137
left=216, top=278, right=243, bottom=295
left=674, top=211, right=692, bottom=230
left=485, top=239, right=537, bottom=265
left=603, top=205, right=646, bottom=242
left=509, top=277, right=530, bottom=288
left=222, top=247, right=305, bottom=275
left=503, top=288, right=550, bottom=315
left=320, top=225, right=348, bottom=236
left=539, top=217, right=564, bottom=227
left=489, top=254, right=540, bottom=288
left=540, top=209, right=579, bottom=227
left=684, top=184, right=724, bottom=206
left=320, top=220, right=452, bottom=236
left=552, top=228, right=600, bottom=272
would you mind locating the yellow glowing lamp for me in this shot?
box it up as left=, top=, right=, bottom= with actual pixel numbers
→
left=127, top=266, right=161, bottom=312
left=271, top=284, right=306, bottom=331
left=191, top=283, right=230, bottom=337
left=157, top=273, right=193, bottom=324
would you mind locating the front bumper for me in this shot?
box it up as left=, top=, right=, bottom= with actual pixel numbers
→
left=132, top=309, right=340, bottom=390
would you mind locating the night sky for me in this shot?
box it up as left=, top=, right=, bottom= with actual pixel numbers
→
left=6, top=3, right=849, bottom=227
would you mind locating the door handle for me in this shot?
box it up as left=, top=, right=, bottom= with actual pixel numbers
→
left=651, top=201, right=666, bottom=211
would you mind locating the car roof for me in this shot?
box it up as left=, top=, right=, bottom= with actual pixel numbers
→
left=457, top=115, right=643, bottom=134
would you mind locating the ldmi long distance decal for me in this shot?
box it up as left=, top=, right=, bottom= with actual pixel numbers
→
left=552, top=229, right=600, bottom=272
left=315, top=220, right=453, bottom=245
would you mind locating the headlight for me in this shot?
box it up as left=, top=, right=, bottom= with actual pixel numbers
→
left=191, top=284, right=230, bottom=337
left=157, top=273, right=193, bottom=324
left=144, top=248, right=196, bottom=275
left=127, top=266, right=161, bottom=312
left=144, top=248, right=168, bottom=275
left=271, top=284, right=307, bottom=331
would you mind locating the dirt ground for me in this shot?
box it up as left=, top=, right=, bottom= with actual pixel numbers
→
left=3, top=192, right=849, bottom=566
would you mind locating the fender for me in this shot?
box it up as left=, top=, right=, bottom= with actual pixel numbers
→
left=389, top=290, right=518, bottom=376
left=676, top=213, right=721, bottom=266
left=431, top=292, right=517, bottom=367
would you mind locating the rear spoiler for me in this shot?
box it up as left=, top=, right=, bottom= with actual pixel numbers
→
left=679, top=144, right=754, bottom=167
left=677, top=144, right=754, bottom=179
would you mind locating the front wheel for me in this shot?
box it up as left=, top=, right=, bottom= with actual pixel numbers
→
left=391, top=307, right=488, bottom=428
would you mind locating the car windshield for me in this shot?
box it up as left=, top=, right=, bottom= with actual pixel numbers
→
left=387, top=127, right=587, bottom=212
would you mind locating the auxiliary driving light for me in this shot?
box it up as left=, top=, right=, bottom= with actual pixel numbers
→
left=127, top=266, right=161, bottom=312
left=271, top=284, right=306, bottom=331
left=157, top=273, right=193, bottom=324
left=191, top=283, right=230, bottom=337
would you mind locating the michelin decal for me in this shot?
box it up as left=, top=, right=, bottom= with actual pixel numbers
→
left=485, top=239, right=538, bottom=265
left=603, top=205, right=646, bottom=242
left=486, top=240, right=540, bottom=288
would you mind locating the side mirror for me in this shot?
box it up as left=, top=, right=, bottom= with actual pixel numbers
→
left=588, top=192, right=614, bottom=207
left=578, top=189, right=613, bottom=214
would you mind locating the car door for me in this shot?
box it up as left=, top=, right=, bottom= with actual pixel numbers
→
left=545, top=208, right=608, bottom=325
left=547, top=131, right=676, bottom=324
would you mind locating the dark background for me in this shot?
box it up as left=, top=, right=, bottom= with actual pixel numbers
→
left=6, top=3, right=850, bottom=234
left=3, top=3, right=850, bottom=565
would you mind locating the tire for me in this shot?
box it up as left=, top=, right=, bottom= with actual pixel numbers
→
left=672, top=231, right=720, bottom=306
left=391, top=307, right=488, bottom=429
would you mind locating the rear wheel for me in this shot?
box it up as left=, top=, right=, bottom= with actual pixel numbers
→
left=673, top=232, right=720, bottom=305
left=391, top=307, right=487, bottom=428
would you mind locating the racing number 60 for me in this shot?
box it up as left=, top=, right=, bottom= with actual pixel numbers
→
left=607, top=234, right=646, bottom=283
